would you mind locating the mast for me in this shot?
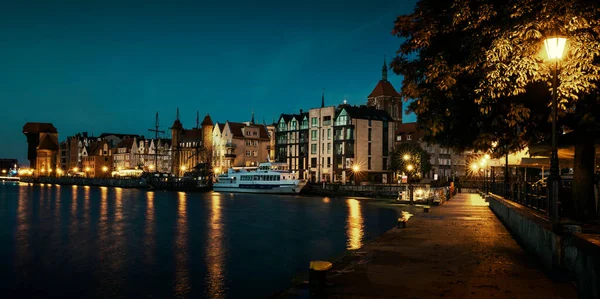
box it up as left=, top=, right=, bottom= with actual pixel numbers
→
left=148, top=111, right=165, bottom=172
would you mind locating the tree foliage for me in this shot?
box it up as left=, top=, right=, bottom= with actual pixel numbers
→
left=390, top=143, right=432, bottom=182
left=391, top=0, right=600, bottom=156
left=392, top=0, right=600, bottom=220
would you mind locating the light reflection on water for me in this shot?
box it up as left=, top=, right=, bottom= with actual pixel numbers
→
left=346, top=198, right=364, bottom=250
left=174, top=192, right=190, bottom=297
left=206, top=193, right=225, bottom=299
left=3, top=184, right=398, bottom=298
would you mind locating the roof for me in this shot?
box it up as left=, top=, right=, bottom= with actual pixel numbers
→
left=217, top=123, right=225, bottom=132
left=368, top=80, right=400, bottom=98
left=23, top=123, right=57, bottom=134
left=37, top=134, right=58, bottom=151
left=171, top=119, right=184, bottom=130
left=227, top=122, right=270, bottom=139
left=339, top=105, right=394, bottom=121
left=395, top=122, right=425, bottom=140
left=278, top=112, right=308, bottom=124
left=201, top=114, right=214, bottom=126
left=99, top=133, right=141, bottom=139
left=181, top=129, right=203, bottom=142
left=86, top=140, right=105, bottom=155
left=116, top=137, right=135, bottom=149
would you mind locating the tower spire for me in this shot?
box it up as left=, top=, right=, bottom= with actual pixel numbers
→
left=382, top=54, right=388, bottom=81
left=321, top=88, right=325, bottom=108
left=176, top=107, right=180, bottom=121
left=251, top=109, right=255, bottom=124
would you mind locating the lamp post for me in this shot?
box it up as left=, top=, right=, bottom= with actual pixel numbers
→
left=544, top=35, right=567, bottom=226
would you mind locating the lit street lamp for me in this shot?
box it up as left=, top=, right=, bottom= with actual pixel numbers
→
left=544, top=35, right=567, bottom=226
left=352, top=164, right=360, bottom=185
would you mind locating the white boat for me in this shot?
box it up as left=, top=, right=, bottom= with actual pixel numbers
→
left=213, top=162, right=307, bottom=194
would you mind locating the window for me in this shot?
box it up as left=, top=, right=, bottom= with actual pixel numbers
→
left=246, top=150, right=251, bottom=157
left=327, top=157, right=331, bottom=167
left=291, top=120, right=297, bottom=130
left=253, top=151, right=258, bottom=157
left=253, top=132, right=257, bottom=136
left=246, top=131, right=250, bottom=136
left=311, top=117, right=318, bottom=127
left=322, top=129, right=325, bottom=140
left=368, top=120, right=372, bottom=127
left=311, top=144, right=317, bottom=154
left=368, top=157, right=372, bottom=170
left=253, top=140, right=258, bottom=146
left=323, top=116, right=331, bottom=126
left=327, top=143, right=331, bottom=154
left=311, top=158, right=317, bottom=167
left=368, top=143, right=371, bottom=155
left=368, top=128, right=372, bottom=141
left=311, top=130, right=317, bottom=141
left=383, top=158, right=388, bottom=170
left=407, top=135, right=412, bottom=141
left=322, top=143, right=324, bottom=154
left=327, top=128, right=331, bottom=140
left=246, top=140, right=251, bottom=146
left=396, top=136, right=402, bottom=141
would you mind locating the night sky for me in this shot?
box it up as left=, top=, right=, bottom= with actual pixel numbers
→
left=1, top=0, right=417, bottom=165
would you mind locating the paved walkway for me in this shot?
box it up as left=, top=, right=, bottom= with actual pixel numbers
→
left=325, top=193, right=576, bottom=298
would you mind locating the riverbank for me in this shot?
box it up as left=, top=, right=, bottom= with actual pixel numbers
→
left=274, top=193, right=576, bottom=298
left=19, top=176, right=149, bottom=189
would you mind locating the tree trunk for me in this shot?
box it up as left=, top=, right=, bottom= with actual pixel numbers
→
left=572, top=97, right=598, bottom=222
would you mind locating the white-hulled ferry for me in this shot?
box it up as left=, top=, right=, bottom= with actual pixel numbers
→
left=213, top=162, right=307, bottom=194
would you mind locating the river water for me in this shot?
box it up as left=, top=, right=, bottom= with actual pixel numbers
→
left=0, top=182, right=398, bottom=298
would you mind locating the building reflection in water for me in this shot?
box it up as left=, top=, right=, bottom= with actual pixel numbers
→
left=144, top=191, right=155, bottom=264
left=205, top=193, right=225, bottom=299
left=346, top=198, right=364, bottom=250
left=174, top=192, right=190, bottom=297
left=71, top=185, right=78, bottom=221
left=16, top=187, right=29, bottom=268
left=100, top=187, right=108, bottom=223
left=83, top=186, right=90, bottom=223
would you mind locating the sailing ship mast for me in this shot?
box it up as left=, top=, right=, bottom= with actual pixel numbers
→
left=148, top=111, right=164, bottom=172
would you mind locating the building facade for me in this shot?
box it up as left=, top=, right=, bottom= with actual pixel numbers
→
left=81, top=140, right=114, bottom=178
left=170, top=110, right=214, bottom=176
left=395, top=123, right=471, bottom=181
left=275, top=111, right=309, bottom=179
left=22, top=122, right=59, bottom=175
left=212, top=119, right=271, bottom=171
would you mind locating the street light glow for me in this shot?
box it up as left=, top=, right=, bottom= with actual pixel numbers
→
left=180, top=165, right=187, bottom=171
left=102, top=166, right=108, bottom=172
left=85, top=167, right=90, bottom=172
left=73, top=167, right=79, bottom=172
left=406, top=164, right=414, bottom=171
left=484, top=154, right=490, bottom=160
left=544, top=37, right=567, bottom=60
left=352, top=165, right=360, bottom=172
left=471, top=163, right=479, bottom=171
left=403, top=154, right=410, bottom=161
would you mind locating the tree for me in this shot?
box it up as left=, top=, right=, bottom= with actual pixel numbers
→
left=390, top=143, right=432, bottom=182
left=392, top=0, right=600, bottom=220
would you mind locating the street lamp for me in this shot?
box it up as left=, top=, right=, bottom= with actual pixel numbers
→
left=406, top=164, right=414, bottom=171
left=102, top=166, right=108, bottom=172
left=352, top=164, right=360, bottom=185
left=403, top=154, right=410, bottom=161
left=544, top=35, right=567, bottom=225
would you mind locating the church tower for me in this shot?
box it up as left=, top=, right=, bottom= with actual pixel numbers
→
left=367, top=56, right=402, bottom=133
left=171, top=107, right=184, bottom=175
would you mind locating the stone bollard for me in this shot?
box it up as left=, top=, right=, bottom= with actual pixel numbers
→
left=309, top=261, right=332, bottom=298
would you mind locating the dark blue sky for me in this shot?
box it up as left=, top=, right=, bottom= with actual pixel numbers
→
left=1, top=0, right=417, bottom=164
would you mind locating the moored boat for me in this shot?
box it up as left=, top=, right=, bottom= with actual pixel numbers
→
left=213, top=162, right=306, bottom=194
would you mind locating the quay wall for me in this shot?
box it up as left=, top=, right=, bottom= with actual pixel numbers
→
left=19, top=176, right=149, bottom=189
left=487, top=193, right=600, bottom=299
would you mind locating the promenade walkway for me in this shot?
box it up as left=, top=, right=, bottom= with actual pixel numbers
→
left=325, top=193, right=576, bottom=298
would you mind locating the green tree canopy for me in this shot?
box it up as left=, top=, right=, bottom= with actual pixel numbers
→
left=392, top=0, right=600, bottom=220
left=390, top=143, right=432, bottom=182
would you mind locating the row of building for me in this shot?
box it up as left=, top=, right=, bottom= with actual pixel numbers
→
left=23, top=59, right=474, bottom=182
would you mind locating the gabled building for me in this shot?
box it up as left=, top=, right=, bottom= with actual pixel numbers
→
left=212, top=116, right=271, bottom=170
left=81, top=139, right=113, bottom=178
left=130, top=137, right=171, bottom=172
left=113, top=136, right=136, bottom=171
left=367, top=57, right=402, bottom=134
left=275, top=110, right=309, bottom=179
left=333, top=104, right=394, bottom=183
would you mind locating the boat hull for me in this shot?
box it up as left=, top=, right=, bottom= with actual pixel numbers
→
left=213, top=183, right=305, bottom=194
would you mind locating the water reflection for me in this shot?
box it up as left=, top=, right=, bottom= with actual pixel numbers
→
left=71, top=186, right=78, bottom=222
left=16, top=188, right=29, bottom=269
left=174, top=192, right=190, bottom=297
left=144, top=192, right=155, bottom=264
left=346, top=198, right=364, bottom=250
left=206, top=193, right=225, bottom=299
